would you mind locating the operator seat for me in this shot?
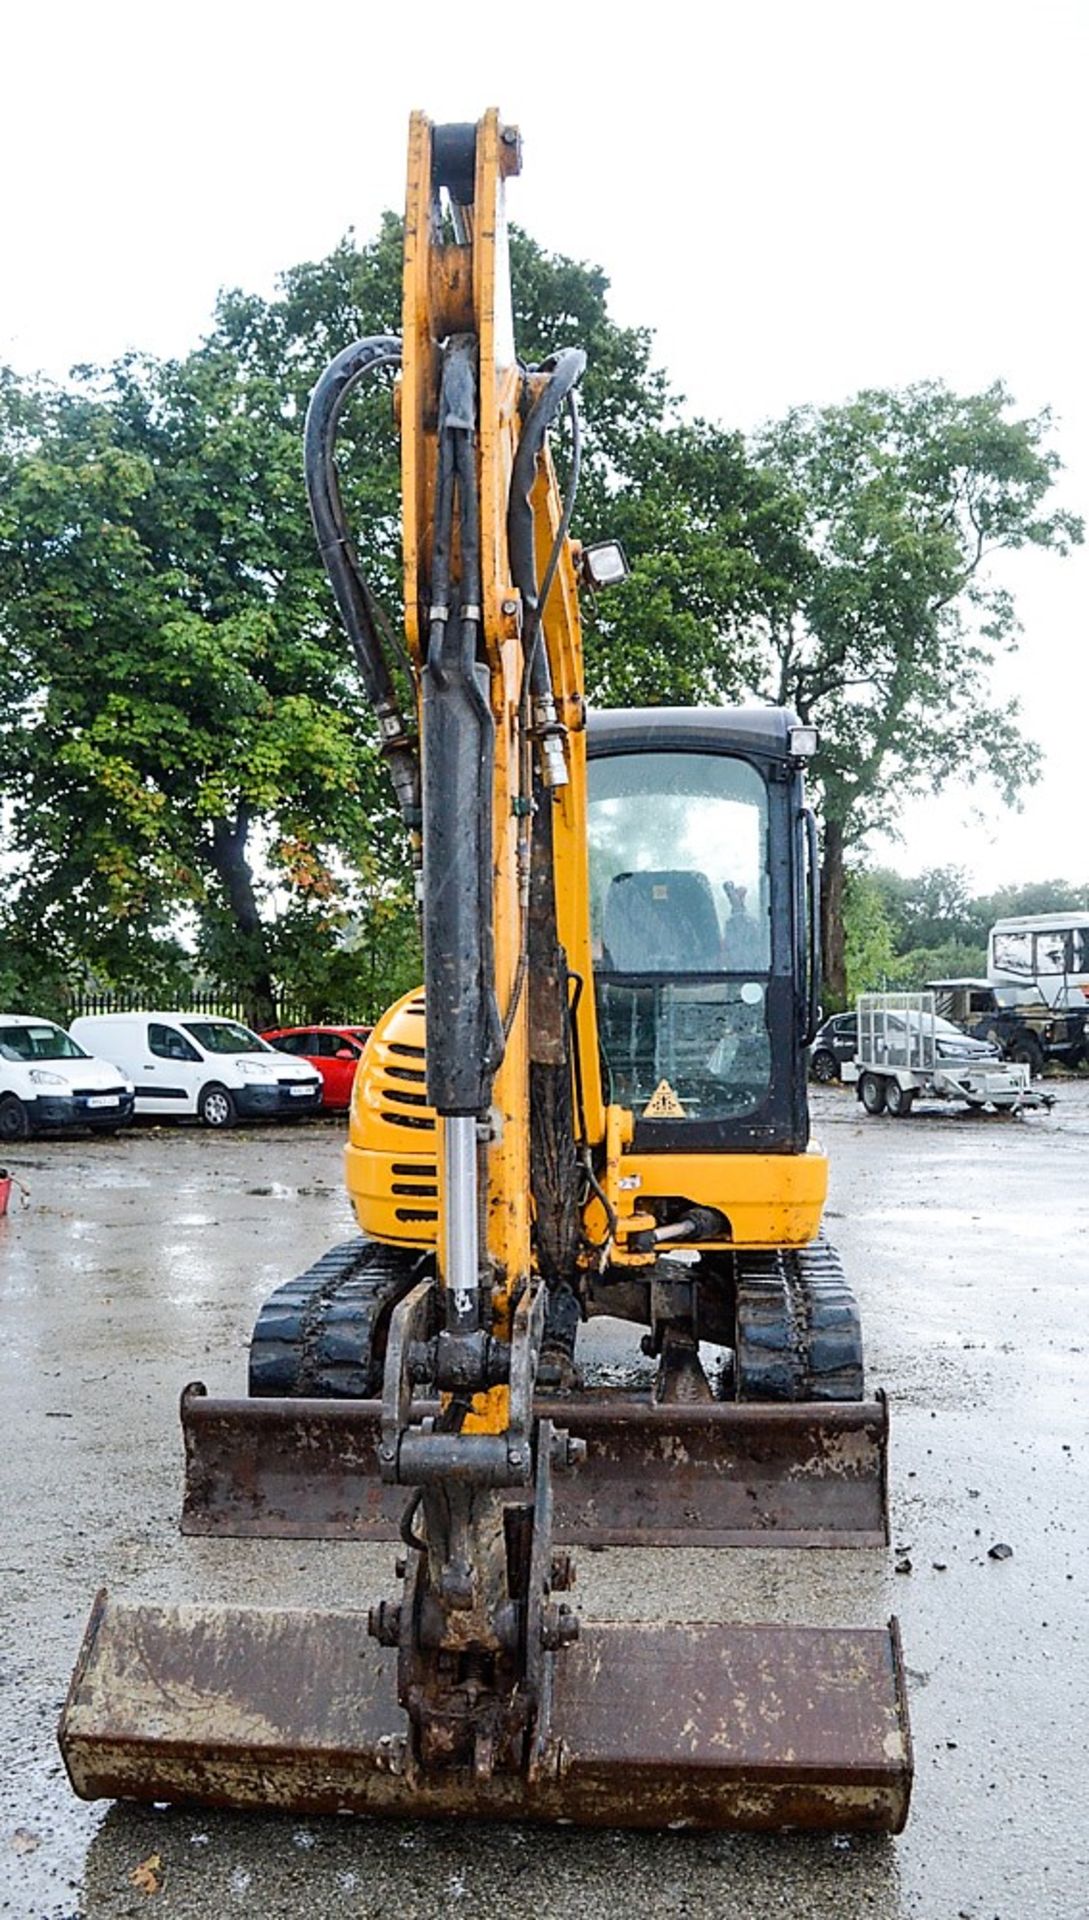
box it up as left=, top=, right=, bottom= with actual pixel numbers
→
left=602, top=869, right=722, bottom=973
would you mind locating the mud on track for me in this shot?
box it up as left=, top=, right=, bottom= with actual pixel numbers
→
left=2, top=1093, right=1087, bottom=1918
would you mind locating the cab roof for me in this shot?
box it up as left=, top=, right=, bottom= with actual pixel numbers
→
left=587, top=706, right=803, bottom=759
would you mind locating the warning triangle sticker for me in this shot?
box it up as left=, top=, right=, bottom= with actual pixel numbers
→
left=644, top=1079, right=686, bottom=1117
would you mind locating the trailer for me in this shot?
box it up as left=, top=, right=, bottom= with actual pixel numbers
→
left=844, top=993, right=1054, bottom=1117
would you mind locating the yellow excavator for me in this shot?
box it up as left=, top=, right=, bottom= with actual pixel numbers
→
left=59, top=110, right=912, bottom=1831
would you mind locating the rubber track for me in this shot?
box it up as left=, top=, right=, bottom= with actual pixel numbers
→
left=734, top=1236, right=864, bottom=1402
left=248, top=1238, right=422, bottom=1399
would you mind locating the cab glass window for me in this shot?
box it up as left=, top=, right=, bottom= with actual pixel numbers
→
left=182, top=1020, right=271, bottom=1055
left=588, top=750, right=772, bottom=1121
left=588, top=751, right=770, bottom=973
left=269, top=1032, right=309, bottom=1055
left=0, top=1023, right=88, bottom=1062
left=1034, top=931, right=1068, bottom=976
left=149, top=1024, right=201, bottom=1063
left=992, top=931, right=1033, bottom=976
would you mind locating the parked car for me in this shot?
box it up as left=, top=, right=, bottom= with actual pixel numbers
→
left=0, top=1014, right=135, bottom=1141
left=809, top=1012, right=858, bottom=1083
left=68, top=1013, right=322, bottom=1128
left=260, top=1025, right=373, bottom=1110
left=891, top=1010, right=1002, bottom=1064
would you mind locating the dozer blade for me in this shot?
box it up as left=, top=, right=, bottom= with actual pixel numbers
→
left=181, top=1385, right=889, bottom=1548
left=60, top=1592, right=911, bottom=1832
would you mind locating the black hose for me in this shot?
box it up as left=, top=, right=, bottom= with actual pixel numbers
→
left=566, top=969, right=588, bottom=1147
left=303, top=336, right=420, bottom=829
left=507, top=350, right=586, bottom=700
left=528, top=389, right=583, bottom=689
left=498, top=358, right=587, bottom=1054
left=804, top=807, right=822, bottom=1045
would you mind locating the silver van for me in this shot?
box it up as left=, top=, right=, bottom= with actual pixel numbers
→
left=69, top=1013, right=322, bottom=1128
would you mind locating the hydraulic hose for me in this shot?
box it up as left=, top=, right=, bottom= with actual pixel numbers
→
left=804, top=807, right=822, bottom=1045
left=303, top=335, right=420, bottom=829
left=508, top=349, right=587, bottom=701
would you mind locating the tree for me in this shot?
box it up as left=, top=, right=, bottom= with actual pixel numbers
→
left=843, top=869, right=903, bottom=999
left=837, top=863, right=1089, bottom=1000
left=0, top=348, right=389, bottom=1025
left=894, top=866, right=980, bottom=952
left=580, top=421, right=807, bottom=708
left=895, top=940, right=988, bottom=985
left=751, top=383, right=1083, bottom=1004
left=976, top=877, right=1088, bottom=925
left=0, top=222, right=773, bottom=1017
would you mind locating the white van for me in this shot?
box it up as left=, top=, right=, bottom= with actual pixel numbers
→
left=0, top=1014, right=135, bottom=1142
left=69, top=1012, right=323, bottom=1128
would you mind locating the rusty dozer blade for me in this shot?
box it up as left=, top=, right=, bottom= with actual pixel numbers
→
left=59, top=1591, right=912, bottom=1832
left=180, top=1384, right=890, bottom=1549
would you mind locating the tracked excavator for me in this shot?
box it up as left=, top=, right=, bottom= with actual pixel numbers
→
left=59, top=111, right=912, bottom=1831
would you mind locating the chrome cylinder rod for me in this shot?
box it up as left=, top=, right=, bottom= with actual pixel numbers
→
left=442, top=1116, right=479, bottom=1330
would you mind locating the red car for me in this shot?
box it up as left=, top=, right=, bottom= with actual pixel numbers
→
left=260, top=1025, right=372, bottom=1110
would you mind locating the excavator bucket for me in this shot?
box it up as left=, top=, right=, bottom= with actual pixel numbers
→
left=60, top=1592, right=911, bottom=1832
left=179, top=1384, right=890, bottom=1549
left=59, top=1382, right=909, bottom=1832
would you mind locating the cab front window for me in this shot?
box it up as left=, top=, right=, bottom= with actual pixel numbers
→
left=587, top=750, right=772, bottom=1121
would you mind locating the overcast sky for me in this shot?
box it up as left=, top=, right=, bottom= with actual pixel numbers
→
left=4, top=0, right=1086, bottom=893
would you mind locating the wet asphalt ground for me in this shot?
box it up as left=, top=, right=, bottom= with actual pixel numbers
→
left=1, top=1085, right=1087, bottom=1919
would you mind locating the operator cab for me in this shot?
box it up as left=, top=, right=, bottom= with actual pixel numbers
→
left=586, top=708, right=817, bottom=1154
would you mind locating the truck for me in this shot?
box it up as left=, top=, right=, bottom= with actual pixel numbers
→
left=927, top=978, right=1087, bottom=1077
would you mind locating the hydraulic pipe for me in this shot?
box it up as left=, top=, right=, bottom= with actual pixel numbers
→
left=303, top=336, right=420, bottom=830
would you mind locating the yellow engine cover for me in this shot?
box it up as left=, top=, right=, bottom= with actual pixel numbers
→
left=345, top=988, right=439, bottom=1248
left=348, top=991, right=827, bottom=1254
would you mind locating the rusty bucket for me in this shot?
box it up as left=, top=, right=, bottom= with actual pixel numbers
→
left=59, top=1591, right=911, bottom=1831
left=179, top=1384, right=890, bottom=1550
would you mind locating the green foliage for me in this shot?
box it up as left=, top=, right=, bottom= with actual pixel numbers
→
left=581, top=422, right=803, bottom=707
left=977, top=877, right=1088, bottom=923
left=0, top=220, right=776, bottom=1016
left=754, top=382, right=1082, bottom=823
left=750, top=383, right=1082, bottom=997
left=893, top=942, right=989, bottom=986
left=889, top=866, right=983, bottom=952
left=843, top=870, right=904, bottom=1000
left=0, top=940, right=75, bottom=1024
left=866, top=866, right=1089, bottom=960
left=0, top=256, right=396, bottom=1015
